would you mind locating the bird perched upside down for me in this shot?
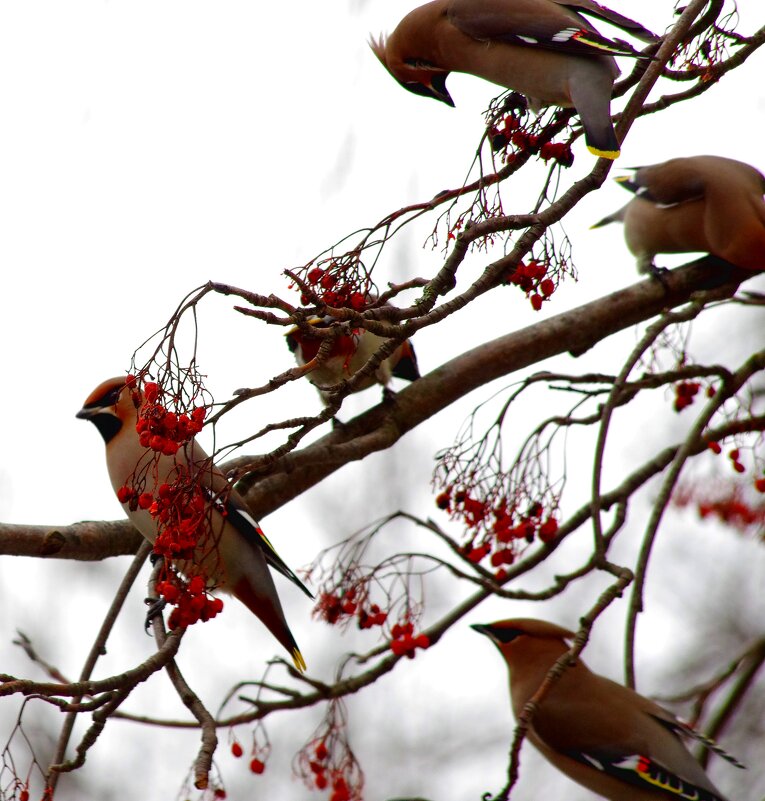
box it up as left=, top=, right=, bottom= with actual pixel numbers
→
left=473, top=618, right=743, bottom=801
left=286, top=319, right=420, bottom=405
left=592, top=155, right=765, bottom=274
left=370, top=0, right=658, bottom=159
left=77, top=376, right=311, bottom=671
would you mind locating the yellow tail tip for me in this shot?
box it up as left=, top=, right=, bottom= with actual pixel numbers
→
left=292, top=647, right=307, bottom=673
left=588, top=145, right=620, bottom=160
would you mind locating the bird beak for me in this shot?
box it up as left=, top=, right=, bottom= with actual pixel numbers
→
left=470, top=622, right=494, bottom=638
left=76, top=406, right=96, bottom=420
left=402, top=73, right=454, bottom=106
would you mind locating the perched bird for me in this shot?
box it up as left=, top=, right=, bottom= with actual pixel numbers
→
left=370, top=0, right=658, bottom=159
left=77, top=376, right=311, bottom=671
left=472, top=618, right=742, bottom=801
left=286, top=319, right=420, bottom=405
left=592, top=155, right=765, bottom=274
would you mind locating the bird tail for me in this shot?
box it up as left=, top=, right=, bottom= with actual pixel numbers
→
left=590, top=205, right=627, bottom=229
left=678, top=723, right=746, bottom=769
left=233, top=577, right=307, bottom=673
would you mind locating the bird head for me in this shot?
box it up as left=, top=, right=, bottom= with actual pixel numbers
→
left=369, top=33, right=454, bottom=107
left=76, top=376, right=137, bottom=443
left=285, top=317, right=329, bottom=360
left=472, top=618, right=575, bottom=663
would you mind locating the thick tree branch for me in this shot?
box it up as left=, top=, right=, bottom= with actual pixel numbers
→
left=0, top=258, right=755, bottom=563
left=237, top=258, right=753, bottom=518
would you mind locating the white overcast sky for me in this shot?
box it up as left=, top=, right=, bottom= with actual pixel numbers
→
left=1, top=2, right=764, bottom=800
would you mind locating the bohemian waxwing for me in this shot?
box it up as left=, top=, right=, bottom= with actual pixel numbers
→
left=473, top=618, right=742, bottom=801
left=77, top=376, right=311, bottom=671
left=370, top=0, right=658, bottom=159
left=285, top=320, right=420, bottom=405
left=592, top=155, right=765, bottom=273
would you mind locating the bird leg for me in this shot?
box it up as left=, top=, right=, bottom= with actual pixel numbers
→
left=144, top=597, right=167, bottom=632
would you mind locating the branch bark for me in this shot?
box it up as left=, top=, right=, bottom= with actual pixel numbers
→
left=0, top=258, right=753, bottom=562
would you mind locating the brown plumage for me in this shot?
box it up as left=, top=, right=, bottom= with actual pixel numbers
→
left=473, top=618, right=739, bottom=800
left=371, top=0, right=657, bottom=159
left=593, top=155, right=765, bottom=273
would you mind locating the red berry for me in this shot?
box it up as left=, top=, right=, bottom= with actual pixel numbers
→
left=231, top=742, right=243, bottom=758
left=250, top=758, right=265, bottom=774
left=538, top=518, right=558, bottom=542
left=138, top=492, right=154, bottom=510
left=708, top=441, right=722, bottom=454
left=307, top=267, right=324, bottom=285
left=755, top=478, right=765, bottom=493
left=539, top=278, right=555, bottom=297
left=117, top=485, right=133, bottom=503
left=530, top=293, right=543, bottom=311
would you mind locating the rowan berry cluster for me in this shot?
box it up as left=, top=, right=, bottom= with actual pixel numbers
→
left=505, top=259, right=557, bottom=311
left=437, top=487, right=559, bottom=577
left=314, top=586, right=388, bottom=631
left=118, top=378, right=223, bottom=629
left=389, top=620, right=430, bottom=658
left=305, top=740, right=334, bottom=792
left=296, top=712, right=363, bottom=801
left=158, top=574, right=224, bottom=628
left=230, top=739, right=268, bottom=775
left=705, top=442, right=764, bottom=481
left=674, top=479, right=765, bottom=533
left=301, top=265, right=368, bottom=310
left=489, top=114, right=573, bottom=166
left=129, top=377, right=206, bottom=456
left=672, top=380, right=712, bottom=412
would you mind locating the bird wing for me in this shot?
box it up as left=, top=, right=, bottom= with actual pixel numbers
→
left=196, top=461, right=313, bottom=599
left=616, top=163, right=706, bottom=207
left=554, top=0, right=659, bottom=42
left=532, top=674, right=729, bottom=799
left=564, top=750, right=729, bottom=801
left=448, top=0, right=647, bottom=57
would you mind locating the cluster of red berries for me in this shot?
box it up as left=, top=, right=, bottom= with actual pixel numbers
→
left=118, top=378, right=224, bottom=629
left=327, top=773, right=353, bottom=801
left=390, top=620, right=430, bottom=658
left=437, top=488, right=559, bottom=576
left=707, top=443, right=763, bottom=481
left=697, top=493, right=765, bottom=529
left=301, top=266, right=367, bottom=310
left=505, top=259, right=556, bottom=311
left=489, top=114, right=573, bottom=166
left=132, top=379, right=206, bottom=456
left=314, top=587, right=388, bottom=630
left=155, top=574, right=224, bottom=629
left=230, top=741, right=267, bottom=775
left=539, top=141, right=574, bottom=165
left=672, top=381, right=711, bottom=412
left=306, top=740, right=331, bottom=792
